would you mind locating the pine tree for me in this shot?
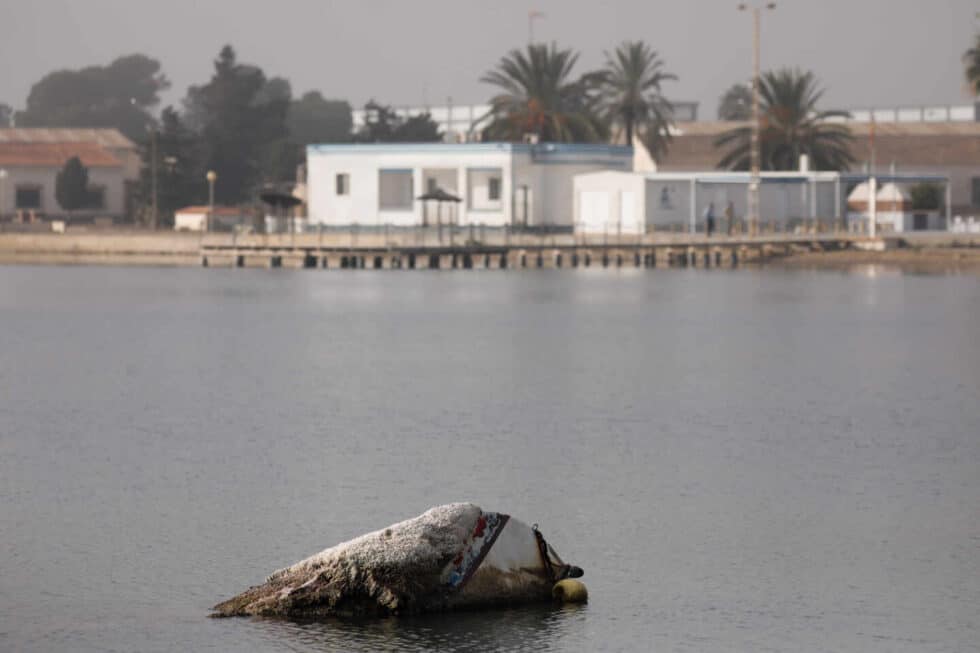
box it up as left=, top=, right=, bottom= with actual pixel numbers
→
left=55, top=157, right=91, bottom=220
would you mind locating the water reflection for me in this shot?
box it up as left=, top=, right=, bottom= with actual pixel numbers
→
left=245, top=604, right=588, bottom=652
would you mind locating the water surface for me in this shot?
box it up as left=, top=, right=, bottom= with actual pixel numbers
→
left=1, top=266, right=978, bottom=651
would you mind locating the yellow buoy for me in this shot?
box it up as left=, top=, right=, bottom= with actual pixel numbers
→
left=552, top=579, right=588, bottom=604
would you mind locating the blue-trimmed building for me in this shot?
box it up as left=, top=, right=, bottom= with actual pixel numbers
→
left=306, top=142, right=632, bottom=229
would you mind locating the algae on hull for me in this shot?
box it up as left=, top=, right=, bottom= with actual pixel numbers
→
left=212, top=503, right=569, bottom=618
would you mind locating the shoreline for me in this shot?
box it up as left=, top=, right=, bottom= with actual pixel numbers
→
left=1, top=231, right=978, bottom=273
left=772, top=245, right=980, bottom=274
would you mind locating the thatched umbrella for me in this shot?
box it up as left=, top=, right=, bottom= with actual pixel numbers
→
left=417, top=187, right=461, bottom=243
left=260, top=189, right=302, bottom=234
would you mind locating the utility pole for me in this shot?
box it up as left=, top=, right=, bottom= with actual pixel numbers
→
left=739, top=3, right=775, bottom=236
left=206, top=170, right=217, bottom=233
left=868, top=117, right=877, bottom=238
left=528, top=10, right=544, bottom=45
left=150, top=128, right=158, bottom=230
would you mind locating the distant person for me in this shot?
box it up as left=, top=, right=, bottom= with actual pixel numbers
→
left=704, top=202, right=716, bottom=237
left=725, top=201, right=735, bottom=235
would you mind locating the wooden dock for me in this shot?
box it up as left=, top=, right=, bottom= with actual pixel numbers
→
left=198, top=231, right=897, bottom=270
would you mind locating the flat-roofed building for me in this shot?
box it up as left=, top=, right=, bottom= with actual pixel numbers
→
left=573, top=170, right=950, bottom=235
left=307, top=142, right=632, bottom=230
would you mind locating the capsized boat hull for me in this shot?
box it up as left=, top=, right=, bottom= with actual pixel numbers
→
left=212, top=503, right=581, bottom=618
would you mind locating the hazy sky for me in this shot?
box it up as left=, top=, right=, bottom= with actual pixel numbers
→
left=1, top=0, right=976, bottom=118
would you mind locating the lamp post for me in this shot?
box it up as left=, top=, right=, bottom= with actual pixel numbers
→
left=738, top=2, right=775, bottom=236
left=0, top=168, right=7, bottom=222
left=528, top=10, right=544, bottom=45
left=206, top=170, right=217, bottom=233
left=149, top=127, right=158, bottom=230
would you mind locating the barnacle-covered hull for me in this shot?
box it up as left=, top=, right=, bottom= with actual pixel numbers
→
left=211, top=503, right=582, bottom=618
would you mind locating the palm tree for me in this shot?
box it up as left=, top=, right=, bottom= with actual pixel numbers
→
left=594, top=41, right=676, bottom=159
left=481, top=43, right=604, bottom=143
left=715, top=68, right=854, bottom=171
left=964, top=33, right=980, bottom=95
left=717, top=83, right=752, bottom=121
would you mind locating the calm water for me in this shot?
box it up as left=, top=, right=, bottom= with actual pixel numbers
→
left=1, top=266, right=978, bottom=652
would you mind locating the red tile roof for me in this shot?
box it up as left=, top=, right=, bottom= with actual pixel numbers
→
left=0, top=128, right=135, bottom=149
left=0, top=142, right=122, bottom=168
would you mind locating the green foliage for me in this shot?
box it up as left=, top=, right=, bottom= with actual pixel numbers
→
left=55, top=157, right=93, bottom=213
left=287, top=92, right=353, bottom=144
left=182, top=45, right=290, bottom=203
left=481, top=43, right=605, bottom=143
left=715, top=68, right=855, bottom=171
left=0, top=103, right=12, bottom=127
left=355, top=101, right=442, bottom=142
left=355, top=101, right=399, bottom=141
left=394, top=113, right=442, bottom=142
left=964, top=33, right=980, bottom=96
left=909, top=183, right=941, bottom=210
left=138, top=107, right=205, bottom=225
left=15, top=54, right=169, bottom=141
left=718, top=83, right=752, bottom=121
left=593, top=41, right=676, bottom=158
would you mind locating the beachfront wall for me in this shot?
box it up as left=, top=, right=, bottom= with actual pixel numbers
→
left=574, top=171, right=841, bottom=234
left=306, top=143, right=632, bottom=229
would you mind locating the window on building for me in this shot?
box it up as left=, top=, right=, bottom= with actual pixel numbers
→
left=15, top=186, right=41, bottom=209
left=336, top=173, right=349, bottom=195
left=378, top=170, right=413, bottom=210
left=488, top=177, right=501, bottom=201
left=972, top=177, right=980, bottom=207
left=467, top=168, right=504, bottom=211
left=427, top=177, right=438, bottom=193
left=88, top=186, right=106, bottom=210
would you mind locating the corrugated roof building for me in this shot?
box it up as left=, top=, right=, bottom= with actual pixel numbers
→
left=657, top=121, right=980, bottom=213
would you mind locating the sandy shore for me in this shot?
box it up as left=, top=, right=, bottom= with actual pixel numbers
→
left=774, top=245, right=980, bottom=274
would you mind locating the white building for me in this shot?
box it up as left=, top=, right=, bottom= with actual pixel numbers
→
left=307, top=142, right=632, bottom=230
left=846, top=182, right=944, bottom=233
left=174, top=206, right=250, bottom=232
left=573, top=170, right=951, bottom=235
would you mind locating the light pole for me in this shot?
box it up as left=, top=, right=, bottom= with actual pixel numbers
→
left=739, top=2, right=775, bottom=236
left=528, top=10, right=544, bottom=45
left=0, top=169, right=7, bottom=222
left=149, top=126, right=158, bottom=230
left=206, top=170, right=217, bottom=233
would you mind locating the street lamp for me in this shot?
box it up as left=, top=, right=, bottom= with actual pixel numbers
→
left=528, top=10, right=544, bottom=45
left=0, top=168, right=7, bottom=222
left=148, top=125, right=158, bottom=230
left=738, top=2, right=776, bottom=236
left=206, top=170, right=217, bottom=233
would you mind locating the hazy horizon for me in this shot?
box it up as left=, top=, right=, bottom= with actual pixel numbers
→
left=1, top=0, right=977, bottom=119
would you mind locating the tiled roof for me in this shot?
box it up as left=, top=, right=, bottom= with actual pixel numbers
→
left=0, top=142, right=122, bottom=168
left=658, top=121, right=980, bottom=170
left=0, top=128, right=136, bottom=149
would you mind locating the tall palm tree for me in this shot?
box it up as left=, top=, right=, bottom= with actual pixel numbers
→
left=594, top=41, right=676, bottom=159
left=481, top=43, right=604, bottom=143
left=964, top=33, right=980, bottom=95
left=715, top=68, right=854, bottom=171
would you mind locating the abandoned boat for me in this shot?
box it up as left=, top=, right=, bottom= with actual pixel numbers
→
left=212, top=502, right=586, bottom=618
